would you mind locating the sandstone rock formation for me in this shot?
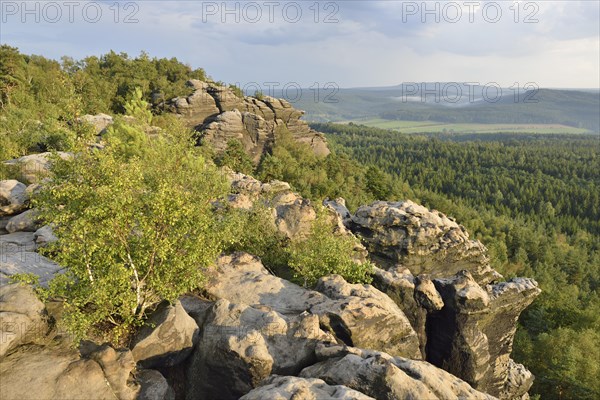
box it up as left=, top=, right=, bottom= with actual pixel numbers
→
left=426, top=271, right=541, bottom=399
left=186, top=298, right=333, bottom=400
left=3, top=152, right=71, bottom=184
left=331, top=198, right=541, bottom=398
left=1, top=344, right=139, bottom=400
left=240, top=375, right=376, bottom=400
left=349, top=200, right=500, bottom=283
left=300, top=343, right=496, bottom=400
left=167, top=80, right=329, bottom=163
left=0, top=166, right=541, bottom=400
left=131, top=300, right=199, bottom=368
left=0, top=180, right=28, bottom=215
left=0, top=284, right=47, bottom=357
left=205, top=253, right=421, bottom=360
left=79, top=113, right=114, bottom=134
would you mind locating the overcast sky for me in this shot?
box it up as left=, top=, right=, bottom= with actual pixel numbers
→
left=1, top=1, right=599, bottom=89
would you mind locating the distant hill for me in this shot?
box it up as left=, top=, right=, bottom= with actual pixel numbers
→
left=278, top=84, right=600, bottom=132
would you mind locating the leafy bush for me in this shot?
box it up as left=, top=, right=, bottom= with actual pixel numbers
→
left=34, top=102, right=229, bottom=343
left=215, top=139, right=255, bottom=175
left=288, top=208, right=374, bottom=287
left=222, top=204, right=290, bottom=274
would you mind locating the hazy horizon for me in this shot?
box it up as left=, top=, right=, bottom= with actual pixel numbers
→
left=2, top=1, right=599, bottom=89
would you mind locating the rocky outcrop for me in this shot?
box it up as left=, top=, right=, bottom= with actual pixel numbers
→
left=426, top=271, right=540, bottom=399
left=0, top=344, right=139, bottom=400
left=137, top=369, right=175, bottom=400
left=240, top=375, right=375, bottom=400
left=0, top=180, right=28, bottom=215
left=3, top=152, right=71, bottom=184
left=79, top=113, right=114, bottom=134
left=226, top=173, right=367, bottom=260
left=131, top=300, right=199, bottom=368
left=186, top=298, right=333, bottom=400
left=168, top=80, right=329, bottom=163
left=349, top=200, right=501, bottom=284
left=205, top=253, right=421, bottom=359
left=300, top=343, right=496, bottom=400
left=5, top=208, right=39, bottom=233
left=0, top=249, right=64, bottom=287
left=0, top=284, right=47, bottom=357
left=311, top=275, right=421, bottom=359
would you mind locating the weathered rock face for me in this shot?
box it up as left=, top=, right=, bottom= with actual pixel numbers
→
left=300, top=343, right=497, bottom=400
left=226, top=174, right=368, bottom=262
left=272, top=191, right=317, bottom=240
left=312, top=275, right=421, bottom=360
left=240, top=375, right=376, bottom=400
left=0, top=344, right=139, bottom=400
left=137, top=369, right=175, bottom=400
left=0, top=180, right=28, bottom=216
left=349, top=200, right=500, bottom=284
left=5, top=209, right=40, bottom=233
left=426, top=271, right=541, bottom=399
left=0, top=249, right=64, bottom=287
left=205, top=253, right=421, bottom=360
left=168, top=80, right=329, bottom=163
left=371, top=267, right=426, bottom=349
left=186, top=298, right=333, bottom=400
left=0, top=284, right=47, bottom=357
left=3, top=152, right=71, bottom=184
left=131, top=300, right=199, bottom=369
left=79, top=113, right=114, bottom=134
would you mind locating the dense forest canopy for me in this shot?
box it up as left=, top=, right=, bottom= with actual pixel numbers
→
left=311, top=122, right=600, bottom=400
left=1, top=47, right=599, bottom=399
left=0, top=45, right=206, bottom=161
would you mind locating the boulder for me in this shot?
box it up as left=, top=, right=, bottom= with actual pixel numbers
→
left=205, top=254, right=421, bottom=360
left=131, top=300, right=199, bottom=368
left=87, top=344, right=140, bottom=400
left=312, top=275, right=421, bottom=359
left=0, top=344, right=139, bottom=400
left=0, top=250, right=63, bottom=287
left=137, top=369, right=175, bottom=400
left=5, top=209, right=40, bottom=233
left=371, top=266, right=425, bottom=349
left=0, top=216, right=10, bottom=233
left=349, top=200, right=501, bottom=283
left=0, top=283, right=47, bottom=357
left=300, top=343, right=497, bottom=400
left=205, top=253, right=327, bottom=315
left=0, top=180, right=28, bottom=215
left=415, top=275, right=444, bottom=312
left=186, top=298, right=334, bottom=400
left=79, top=113, right=113, bottom=134
left=272, top=191, right=316, bottom=240
left=34, top=225, right=58, bottom=245
left=3, top=152, right=71, bottom=184
left=0, top=231, right=37, bottom=255
left=324, top=197, right=352, bottom=222
left=426, top=271, right=540, bottom=398
left=240, top=375, right=375, bottom=400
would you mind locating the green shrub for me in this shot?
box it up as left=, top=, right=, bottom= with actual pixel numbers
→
left=222, top=203, right=290, bottom=274
left=215, top=139, right=255, bottom=175
left=34, top=103, right=229, bottom=344
left=288, top=208, right=373, bottom=287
